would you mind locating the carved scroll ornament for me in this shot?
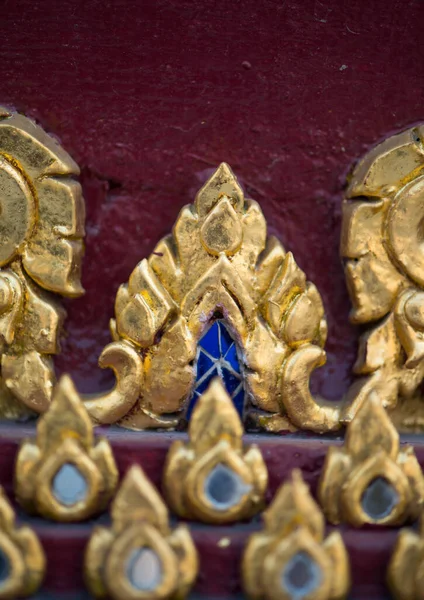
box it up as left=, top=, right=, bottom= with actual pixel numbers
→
left=341, top=125, right=424, bottom=430
left=84, top=163, right=340, bottom=432
left=5, top=109, right=424, bottom=435
left=0, top=107, right=85, bottom=418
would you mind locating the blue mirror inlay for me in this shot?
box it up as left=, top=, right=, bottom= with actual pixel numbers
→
left=361, top=476, right=399, bottom=520
left=282, top=551, right=322, bottom=598
left=187, top=321, right=244, bottom=419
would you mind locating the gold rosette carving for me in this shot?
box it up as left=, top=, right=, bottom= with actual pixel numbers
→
left=163, top=378, right=268, bottom=524
left=388, top=513, right=424, bottom=600
left=0, top=107, right=85, bottom=418
left=0, top=488, right=45, bottom=598
left=86, top=162, right=340, bottom=433
left=85, top=465, right=198, bottom=600
left=318, top=393, right=424, bottom=526
left=15, top=374, right=118, bottom=521
left=242, top=470, right=350, bottom=600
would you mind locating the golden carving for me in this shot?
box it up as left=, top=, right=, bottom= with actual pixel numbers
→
left=341, top=125, right=424, bottom=430
left=0, top=487, right=45, bottom=598
left=242, top=470, right=350, bottom=600
left=163, top=378, right=267, bottom=524
left=85, top=162, right=340, bottom=433
left=15, top=374, right=118, bottom=521
left=318, top=394, right=424, bottom=526
left=0, top=107, right=85, bottom=419
left=85, top=465, right=198, bottom=600
left=388, top=513, right=424, bottom=600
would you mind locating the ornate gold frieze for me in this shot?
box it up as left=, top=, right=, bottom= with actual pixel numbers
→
left=85, top=465, right=198, bottom=600
left=0, top=107, right=85, bottom=419
left=85, top=162, right=340, bottom=432
left=15, top=375, right=118, bottom=521
left=163, top=378, right=267, bottom=524
left=388, top=513, right=424, bottom=599
left=0, top=487, right=45, bottom=598
left=242, top=470, right=350, bottom=600
left=340, top=125, right=424, bottom=430
left=318, top=394, right=424, bottom=526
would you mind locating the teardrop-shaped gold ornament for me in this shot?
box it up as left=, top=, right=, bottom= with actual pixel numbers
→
left=200, top=196, right=243, bottom=255
left=163, top=378, right=268, bottom=523
left=14, top=374, right=118, bottom=521
left=0, top=488, right=45, bottom=598
left=85, top=465, right=198, bottom=600
left=242, top=470, right=350, bottom=600
left=319, top=394, right=424, bottom=526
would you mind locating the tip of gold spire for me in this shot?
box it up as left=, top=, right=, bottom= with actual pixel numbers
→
left=195, top=163, right=244, bottom=217
left=189, top=377, right=244, bottom=451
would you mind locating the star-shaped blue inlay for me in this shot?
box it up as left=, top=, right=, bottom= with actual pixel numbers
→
left=186, top=321, right=245, bottom=419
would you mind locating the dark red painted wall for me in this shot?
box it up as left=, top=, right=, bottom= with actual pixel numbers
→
left=2, top=0, right=424, bottom=399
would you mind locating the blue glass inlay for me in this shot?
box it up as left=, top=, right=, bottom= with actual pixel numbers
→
left=187, top=321, right=245, bottom=419
left=222, top=368, right=240, bottom=395
left=282, top=551, right=322, bottom=598
left=196, top=351, right=214, bottom=378
left=224, top=344, right=240, bottom=372
left=199, top=324, right=221, bottom=358
left=232, top=388, right=245, bottom=414
left=220, top=325, right=233, bottom=356
left=196, top=367, right=217, bottom=394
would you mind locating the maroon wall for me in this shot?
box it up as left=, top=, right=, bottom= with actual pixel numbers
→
left=2, top=0, right=424, bottom=400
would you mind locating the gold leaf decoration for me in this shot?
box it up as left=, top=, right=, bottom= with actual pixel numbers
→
left=388, top=513, right=424, bottom=600
left=85, top=162, right=340, bottom=433
left=318, top=394, right=424, bottom=526
left=163, top=378, right=268, bottom=524
left=0, top=107, right=85, bottom=418
left=242, top=470, right=350, bottom=600
left=85, top=465, right=198, bottom=600
left=0, top=487, right=45, bottom=598
left=15, top=374, right=118, bottom=521
left=340, top=124, right=424, bottom=431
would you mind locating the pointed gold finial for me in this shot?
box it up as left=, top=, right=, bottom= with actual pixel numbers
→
left=318, top=394, right=424, bottom=526
left=85, top=465, right=198, bottom=600
left=242, top=470, right=350, bottom=600
left=14, top=374, right=118, bottom=521
left=163, top=378, right=268, bottom=523
left=388, top=512, right=424, bottom=599
left=84, top=162, right=336, bottom=434
left=0, top=487, right=45, bottom=598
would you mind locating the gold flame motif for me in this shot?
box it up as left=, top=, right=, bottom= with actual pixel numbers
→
left=388, top=513, right=424, bottom=599
left=85, top=465, right=198, bottom=600
left=318, top=394, right=424, bottom=526
left=0, top=487, right=45, bottom=598
left=163, top=378, right=268, bottom=524
left=15, top=375, right=118, bottom=521
left=85, top=162, right=339, bottom=433
left=242, top=470, right=350, bottom=600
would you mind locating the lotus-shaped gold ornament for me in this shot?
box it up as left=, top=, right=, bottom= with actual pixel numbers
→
left=85, top=465, right=198, bottom=600
left=388, top=513, right=424, bottom=600
left=84, top=162, right=338, bottom=434
left=163, top=378, right=268, bottom=524
left=319, top=394, right=424, bottom=526
left=14, top=374, right=118, bottom=521
left=243, top=470, right=350, bottom=600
